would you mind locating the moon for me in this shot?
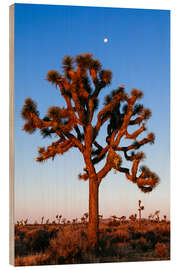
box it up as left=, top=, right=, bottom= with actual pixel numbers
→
left=104, top=38, right=108, bottom=43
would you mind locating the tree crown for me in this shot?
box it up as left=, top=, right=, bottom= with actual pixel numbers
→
left=21, top=53, right=160, bottom=193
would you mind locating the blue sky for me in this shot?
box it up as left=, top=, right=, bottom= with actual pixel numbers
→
left=14, top=3, right=170, bottom=222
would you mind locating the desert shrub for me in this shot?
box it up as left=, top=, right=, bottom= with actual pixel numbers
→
left=119, top=230, right=130, bottom=242
left=159, top=224, right=170, bottom=237
left=153, top=224, right=170, bottom=238
left=31, top=230, right=50, bottom=252
left=131, top=231, right=143, bottom=240
left=49, top=228, right=59, bottom=238
left=129, top=239, right=136, bottom=250
left=15, top=253, right=51, bottom=266
left=132, top=237, right=149, bottom=252
left=143, top=230, right=156, bottom=248
left=98, top=233, right=118, bottom=257
left=23, top=229, right=51, bottom=253
left=111, top=230, right=130, bottom=243
left=15, top=237, right=29, bottom=257
left=80, top=230, right=88, bottom=240
left=15, top=228, right=26, bottom=240
left=155, top=242, right=169, bottom=257
left=48, top=229, right=88, bottom=264
left=127, top=225, right=135, bottom=233
left=108, top=220, right=120, bottom=227
left=144, top=230, right=155, bottom=242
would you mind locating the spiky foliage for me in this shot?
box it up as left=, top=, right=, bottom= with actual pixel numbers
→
left=21, top=53, right=160, bottom=247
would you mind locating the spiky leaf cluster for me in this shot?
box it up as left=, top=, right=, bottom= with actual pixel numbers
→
left=21, top=98, right=39, bottom=120
left=46, top=70, right=61, bottom=85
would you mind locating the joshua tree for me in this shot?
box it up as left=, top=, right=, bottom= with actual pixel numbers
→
left=24, top=218, right=28, bottom=226
left=62, top=218, right=66, bottom=225
left=56, top=214, right=62, bottom=224
left=163, top=215, right=167, bottom=223
left=34, top=220, right=38, bottom=225
left=110, top=215, right=119, bottom=226
left=154, top=210, right=160, bottom=223
left=129, top=214, right=137, bottom=223
left=21, top=53, right=160, bottom=247
left=52, top=220, right=56, bottom=225
left=81, top=216, right=86, bottom=226
left=41, top=216, right=44, bottom=225
left=138, top=200, right=144, bottom=225
left=45, top=219, right=49, bottom=225
left=72, top=218, right=78, bottom=224
left=118, top=215, right=126, bottom=224
left=148, top=213, right=153, bottom=222
left=20, top=219, right=24, bottom=226
left=72, top=218, right=78, bottom=229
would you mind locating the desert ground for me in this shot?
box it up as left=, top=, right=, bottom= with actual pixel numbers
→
left=14, top=215, right=170, bottom=266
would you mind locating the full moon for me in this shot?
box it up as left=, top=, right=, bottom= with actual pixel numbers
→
left=104, top=38, right=108, bottom=43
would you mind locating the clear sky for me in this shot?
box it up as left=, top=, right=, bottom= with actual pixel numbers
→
left=14, top=3, right=170, bottom=223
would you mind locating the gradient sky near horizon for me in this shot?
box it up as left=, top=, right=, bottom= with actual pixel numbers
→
left=14, top=3, right=170, bottom=223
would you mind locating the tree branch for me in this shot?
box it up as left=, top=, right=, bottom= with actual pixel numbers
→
left=97, top=162, right=112, bottom=183
left=114, top=133, right=155, bottom=152
left=36, top=139, right=74, bottom=162
left=92, top=145, right=110, bottom=165
left=95, top=93, right=124, bottom=134
left=125, top=123, right=146, bottom=140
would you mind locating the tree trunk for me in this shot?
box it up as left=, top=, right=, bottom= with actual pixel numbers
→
left=88, top=177, right=99, bottom=248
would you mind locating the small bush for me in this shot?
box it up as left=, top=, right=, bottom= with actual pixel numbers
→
left=48, top=229, right=88, bottom=264
left=131, top=231, right=143, bottom=240
left=98, top=234, right=117, bottom=257
left=15, top=253, right=51, bottom=266
left=15, top=237, right=29, bottom=257
left=115, top=230, right=130, bottom=243
left=24, top=229, right=50, bottom=253
left=155, top=242, right=169, bottom=257
left=135, top=237, right=149, bottom=252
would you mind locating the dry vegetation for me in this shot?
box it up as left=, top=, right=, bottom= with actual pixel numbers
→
left=15, top=213, right=170, bottom=266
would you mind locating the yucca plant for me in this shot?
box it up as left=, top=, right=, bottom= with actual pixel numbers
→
left=138, top=200, right=144, bottom=227
left=21, top=53, right=160, bottom=248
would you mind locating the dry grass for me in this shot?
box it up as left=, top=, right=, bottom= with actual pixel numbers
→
left=14, top=219, right=170, bottom=266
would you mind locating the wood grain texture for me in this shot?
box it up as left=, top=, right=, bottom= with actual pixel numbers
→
left=9, top=4, right=15, bottom=266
